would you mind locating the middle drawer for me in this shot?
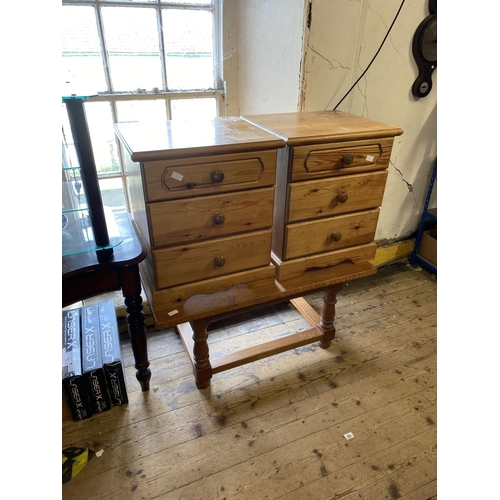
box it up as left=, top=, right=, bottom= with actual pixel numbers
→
left=284, top=209, right=380, bottom=259
left=148, top=187, right=275, bottom=247
left=287, top=170, right=388, bottom=222
left=153, top=229, right=272, bottom=288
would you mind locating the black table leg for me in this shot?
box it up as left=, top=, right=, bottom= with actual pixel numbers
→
left=121, top=265, right=151, bottom=391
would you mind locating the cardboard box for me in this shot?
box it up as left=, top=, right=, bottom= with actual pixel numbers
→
left=99, top=301, right=129, bottom=406
left=81, top=305, right=112, bottom=414
left=418, top=228, right=437, bottom=268
left=62, top=308, right=93, bottom=421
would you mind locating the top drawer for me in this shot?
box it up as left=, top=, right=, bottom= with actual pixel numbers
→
left=143, top=150, right=277, bottom=202
left=290, top=137, right=394, bottom=181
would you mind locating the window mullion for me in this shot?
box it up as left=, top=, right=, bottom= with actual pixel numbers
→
left=94, top=3, right=113, bottom=93
left=213, top=0, right=222, bottom=89
left=165, top=97, right=172, bottom=120
left=108, top=99, right=124, bottom=178
left=156, top=5, right=168, bottom=93
left=213, top=0, right=223, bottom=115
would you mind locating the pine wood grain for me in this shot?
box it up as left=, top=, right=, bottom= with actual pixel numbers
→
left=148, top=187, right=275, bottom=247
left=115, top=118, right=285, bottom=164
left=153, top=229, right=273, bottom=288
left=287, top=170, right=388, bottom=222
left=142, top=260, right=377, bottom=330
left=62, top=263, right=436, bottom=500
left=142, top=149, right=278, bottom=202
left=284, top=209, right=380, bottom=259
left=273, top=243, right=377, bottom=281
left=290, top=137, right=393, bottom=181
left=242, top=110, right=404, bottom=147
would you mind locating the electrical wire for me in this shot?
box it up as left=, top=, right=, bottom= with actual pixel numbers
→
left=333, top=0, right=406, bottom=110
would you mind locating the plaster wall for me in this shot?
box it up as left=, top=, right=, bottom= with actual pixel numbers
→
left=223, top=0, right=306, bottom=116
left=301, top=0, right=437, bottom=242
left=223, top=0, right=436, bottom=243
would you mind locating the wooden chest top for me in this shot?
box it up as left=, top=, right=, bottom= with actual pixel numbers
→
left=242, top=110, right=403, bottom=146
left=114, top=116, right=286, bottom=162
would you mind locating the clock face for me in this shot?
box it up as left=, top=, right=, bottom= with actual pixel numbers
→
left=421, top=18, right=437, bottom=63
left=412, top=13, right=437, bottom=98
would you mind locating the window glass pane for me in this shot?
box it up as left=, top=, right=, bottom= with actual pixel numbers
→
left=62, top=104, right=79, bottom=170
left=162, top=1, right=212, bottom=4
left=170, top=98, right=217, bottom=120
left=62, top=6, right=107, bottom=92
left=162, top=9, right=214, bottom=90
left=102, top=7, right=163, bottom=92
left=99, top=178, right=127, bottom=214
left=116, top=99, right=168, bottom=123
left=83, top=102, right=121, bottom=175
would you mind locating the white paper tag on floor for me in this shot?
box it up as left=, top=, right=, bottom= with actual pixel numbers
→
left=343, top=432, right=354, bottom=440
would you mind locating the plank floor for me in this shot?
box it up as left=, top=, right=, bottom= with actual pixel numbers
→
left=62, top=262, right=437, bottom=500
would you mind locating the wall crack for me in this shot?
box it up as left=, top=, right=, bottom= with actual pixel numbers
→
left=391, top=160, right=412, bottom=192
left=308, top=45, right=351, bottom=71
left=391, top=160, right=421, bottom=214
left=366, top=3, right=404, bottom=59
left=355, top=63, right=369, bottom=116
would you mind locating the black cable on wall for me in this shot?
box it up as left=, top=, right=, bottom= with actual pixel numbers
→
left=333, top=0, right=406, bottom=110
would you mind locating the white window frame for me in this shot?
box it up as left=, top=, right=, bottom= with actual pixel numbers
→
left=62, top=0, right=225, bottom=213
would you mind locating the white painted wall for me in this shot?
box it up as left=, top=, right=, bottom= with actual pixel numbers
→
left=223, top=0, right=306, bottom=116
left=301, top=0, right=437, bottom=242
left=224, top=0, right=436, bottom=242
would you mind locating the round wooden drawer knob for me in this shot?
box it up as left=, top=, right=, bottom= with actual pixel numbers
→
left=213, top=213, right=225, bottom=225
left=331, top=232, right=342, bottom=242
left=337, top=192, right=349, bottom=203
left=343, top=154, right=354, bottom=165
left=211, top=170, right=225, bottom=183
left=214, top=256, right=226, bottom=267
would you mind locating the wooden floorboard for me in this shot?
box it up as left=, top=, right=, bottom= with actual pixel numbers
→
left=62, top=262, right=437, bottom=500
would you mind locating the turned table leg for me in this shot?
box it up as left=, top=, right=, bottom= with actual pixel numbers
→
left=191, top=318, right=213, bottom=389
left=121, top=265, right=151, bottom=392
left=318, top=283, right=344, bottom=349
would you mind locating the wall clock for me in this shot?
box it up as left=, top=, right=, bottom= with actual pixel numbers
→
left=411, top=0, right=437, bottom=98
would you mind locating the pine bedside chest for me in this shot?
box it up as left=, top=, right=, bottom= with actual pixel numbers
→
left=242, top=111, right=403, bottom=282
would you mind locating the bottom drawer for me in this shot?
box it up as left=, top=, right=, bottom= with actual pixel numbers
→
left=153, top=230, right=272, bottom=288
left=284, top=209, right=379, bottom=259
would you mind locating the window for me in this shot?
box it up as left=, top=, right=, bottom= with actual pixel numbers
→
left=62, top=0, right=224, bottom=214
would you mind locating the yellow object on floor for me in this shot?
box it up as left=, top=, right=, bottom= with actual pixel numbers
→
left=62, top=447, right=95, bottom=484
left=370, top=239, right=415, bottom=267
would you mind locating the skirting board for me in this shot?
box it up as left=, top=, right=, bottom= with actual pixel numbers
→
left=369, top=239, right=415, bottom=268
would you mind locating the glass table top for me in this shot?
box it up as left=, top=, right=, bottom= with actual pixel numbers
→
left=62, top=204, right=123, bottom=258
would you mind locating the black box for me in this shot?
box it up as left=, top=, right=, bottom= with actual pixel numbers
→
left=81, top=304, right=112, bottom=414
left=62, top=308, right=93, bottom=421
left=98, top=301, right=128, bottom=406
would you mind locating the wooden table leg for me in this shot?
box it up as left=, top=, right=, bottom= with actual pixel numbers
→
left=191, top=318, right=213, bottom=389
left=121, top=265, right=151, bottom=392
left=318, top=283, right=343, bottom=349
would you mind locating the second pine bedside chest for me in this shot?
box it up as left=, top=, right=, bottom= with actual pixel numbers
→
left=242, top=111, right=403, bottom=281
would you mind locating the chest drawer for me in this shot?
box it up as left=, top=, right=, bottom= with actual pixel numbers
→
left=153, top=229, right=272, bottom=288
left=284, top=209, right=379, bottom=259
left=290, top=138, right=394, bottom=181
left=287, top=170, right=388, bottom=223
left=148, top=187, right=275, bottom=247
left=143, top=150, right=277, bottom=202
